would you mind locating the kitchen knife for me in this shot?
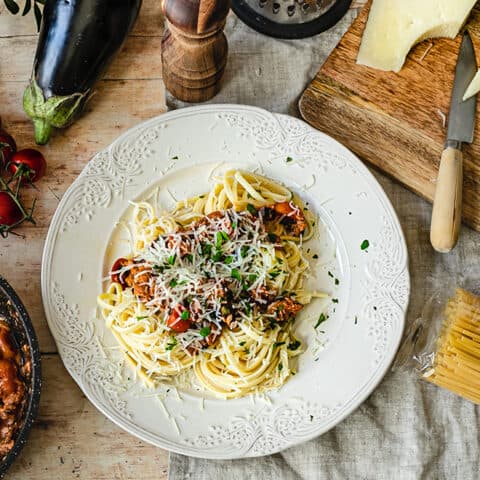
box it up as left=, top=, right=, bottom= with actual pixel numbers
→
left=430, top=32, right=477, bottom=253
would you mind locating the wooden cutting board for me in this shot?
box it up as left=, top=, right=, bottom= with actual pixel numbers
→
left=299, top=3, right=480, bottom=232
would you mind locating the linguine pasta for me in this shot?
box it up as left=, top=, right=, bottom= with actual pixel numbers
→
left=98, top=170, right=326, bottom=399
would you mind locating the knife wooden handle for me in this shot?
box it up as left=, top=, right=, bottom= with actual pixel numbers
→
left=430, top=147, right=463, bottom=253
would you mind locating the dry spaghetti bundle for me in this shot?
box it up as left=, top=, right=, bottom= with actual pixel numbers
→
left=424, top=288, right=480, bottom=404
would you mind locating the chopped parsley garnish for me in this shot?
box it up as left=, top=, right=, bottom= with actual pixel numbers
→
left=185, top=254, right=193, bottom=262
left=215, top=231, right=224, bottom=248
left=314, top=313, right=327, bottom=329
left=327, top=271, right=334, bottom=278
left=153, top=265, right=164, bottom=274
left=181, top=310, right=190, bottom=320
left=286, top=157, right=293, bottom=163
left=244, top=303, right=252, bottom=316
left=246, top=203, right=257, bottom=215
left=212, top=250, right=223, bottom=262
left=240, top=245, right=249, bottom=258
left=335, top=278, right=340, bottom=285
left=332, top=298, right=339, bottom=304
left=169, top=279, right=178, bottom=288
left=201, top=243, right=212, bottom=256
left=171, top=156, right=179, bottom=160
left=269, top=270, right=281, bottom=279
left=231, top=268, right=242, bottom=281
left=239, top=341, right=246, bottom=347
left=361, top=239, right=370, bottom=251
left=231, top=221, right=237, bottom=229
left=288, top=340, right=301, bottom=351
left=224, top=255, right=234, bottom=265
left=244, top=347, right=250, bottom=354
left=278, top=362, right=283, bottom=371
left=167, top=254, right=176, bottom=265
left=136, top=316, right=148, bottom=320
left=215, top=231, right=229, bottom=249
left=200, top=326, right=211, bottom=337
left=272, top=341, right=286, bottom=349
left=268, top=233, right=277, bottom=243
left=312, top=254, right=319, bottom=259
left=166, top=336, right=177, bottom=351
left=248, top=274, right=258, bottom=284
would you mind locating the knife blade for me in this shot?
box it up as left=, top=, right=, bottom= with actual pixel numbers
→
left=430, top=32, right=478, bottom=253
left=447, top=32, right=477, bottom=144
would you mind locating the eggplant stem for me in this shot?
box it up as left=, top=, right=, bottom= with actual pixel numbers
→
left=32, top=118, right=52, bottom=145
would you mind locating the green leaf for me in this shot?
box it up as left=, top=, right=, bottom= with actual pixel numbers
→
left=4, top=0, right=20, bottom=14
left=246, top=203, right=257, bottom=215
left=200, top=326, right=211, bottom=337
left=361, top=239, right=370, bottom=251
left=314, top=313, right=327, bottom=329
left=288, top=340, right=301, bottom=351
left=231, top=268, right=241, bottom=281
left=180, top=310, right=190, bottom=320
left=166, top=336, right=177, bottom=351
left=272, top=341, right=285, bottom=349
left=215, top=231, right=224, bottom=249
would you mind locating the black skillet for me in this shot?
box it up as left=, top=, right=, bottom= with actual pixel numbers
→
left=0, top=275, right=41, bottom=478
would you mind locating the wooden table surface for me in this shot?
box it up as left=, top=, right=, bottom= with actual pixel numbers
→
left=0, top=2, right=168, bottom=478
left=0, top=1, right=367, bottom=478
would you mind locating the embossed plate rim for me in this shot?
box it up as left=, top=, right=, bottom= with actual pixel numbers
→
left=41, top=104, right=410, bottom=458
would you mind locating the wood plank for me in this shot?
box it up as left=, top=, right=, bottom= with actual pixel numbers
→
left=0, top=35, right=163, bottom=82
left=299, top=2, right=480, bottom=232
left=0, top=1, right=168, bottom=476
left=0, top=79, right=165, bottom=353
left=0, top=0, right=164, bottom=37
left=7, top=355, right=168, bottom=480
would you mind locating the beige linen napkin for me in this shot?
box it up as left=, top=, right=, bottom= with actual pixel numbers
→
left=168, top=11, right=480, bottom=480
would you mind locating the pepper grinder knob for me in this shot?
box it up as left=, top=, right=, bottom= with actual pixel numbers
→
left=162, top=0, right=230, bottom=103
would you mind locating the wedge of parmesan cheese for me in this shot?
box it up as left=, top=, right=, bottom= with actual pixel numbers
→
left=357, top=0, right=477, bottom=72
left=463, top=70, right=480, bottom=100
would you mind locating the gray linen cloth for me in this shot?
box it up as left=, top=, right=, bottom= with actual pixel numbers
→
left=168, top=12, right=480, bottom=480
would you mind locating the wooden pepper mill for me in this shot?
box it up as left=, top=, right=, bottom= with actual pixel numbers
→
left=162, top=0, right=231, bottom=103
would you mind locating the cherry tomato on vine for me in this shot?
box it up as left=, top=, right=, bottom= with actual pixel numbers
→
left=0, top=129, right=17, bottom=168
left=8, top=149, right=46, bottom=183
left=0, top=192, right=23, bottom=227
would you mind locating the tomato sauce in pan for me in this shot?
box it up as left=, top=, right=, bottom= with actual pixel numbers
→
left=0, top=319, right=27, bottom=457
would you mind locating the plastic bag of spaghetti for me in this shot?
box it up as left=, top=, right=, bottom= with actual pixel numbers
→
left=394, top=287, right=480, bottom=405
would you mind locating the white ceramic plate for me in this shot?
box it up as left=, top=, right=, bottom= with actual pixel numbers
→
left=42, top=105, right=409, bottom=459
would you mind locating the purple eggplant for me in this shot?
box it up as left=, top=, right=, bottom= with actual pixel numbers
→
left=23, top=0, right=142, bottom=144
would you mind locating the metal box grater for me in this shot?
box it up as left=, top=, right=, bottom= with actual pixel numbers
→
left=232, top=0, right=352, bottom=39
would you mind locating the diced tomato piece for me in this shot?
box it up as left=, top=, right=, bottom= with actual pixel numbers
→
left=110, top=258, right=131, bottom=285
left=166, top=305, right=191, bottom=333
left=273, top=202, right=295, bottom=216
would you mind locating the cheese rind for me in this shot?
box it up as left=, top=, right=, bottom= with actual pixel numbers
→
left=357, top=0, right=477, bottom=72
left=463, top=70, right=480, bottom=100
